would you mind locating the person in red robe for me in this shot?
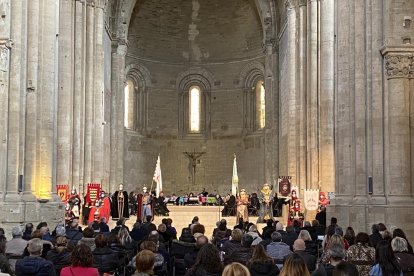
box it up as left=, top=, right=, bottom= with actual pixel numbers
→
left=99, top=191, right=111, bottom=222
left=88, top=200, right=101, bottom=224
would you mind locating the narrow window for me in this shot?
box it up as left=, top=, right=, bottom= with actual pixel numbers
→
left=124, top=80, right=135, bottom=129
left=189, top=86, right=201, bottom=132
left=256, top=80, right=265, bottom=129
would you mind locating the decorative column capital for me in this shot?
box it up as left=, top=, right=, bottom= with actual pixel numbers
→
left=381, top=45, right=414, bottom=79
left=95, top=0, right=108, bottom=9
left=285, top=0, right=297, bottom=9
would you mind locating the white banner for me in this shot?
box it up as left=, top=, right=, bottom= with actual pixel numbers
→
left=232, top=154, right=239, bottom=196
left=304, top=189, right=319, bottom=211
left=153, top=155, right=162, bottom=197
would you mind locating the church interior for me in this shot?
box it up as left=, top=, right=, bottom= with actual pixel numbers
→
left=1, top=0, right=414, bottom=243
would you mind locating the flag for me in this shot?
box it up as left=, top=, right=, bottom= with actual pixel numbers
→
left=231, top=154, right=239, bottom=196
left=153, top=155, right=162, bottom=197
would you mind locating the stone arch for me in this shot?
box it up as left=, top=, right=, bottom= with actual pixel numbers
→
left=176, top=67, right=215, bottom=92
left=125, top=63, right=152, bottom=89
left=239, top=61, right=265, bottom=89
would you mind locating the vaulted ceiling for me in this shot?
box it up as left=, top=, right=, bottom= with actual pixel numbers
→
left=127, top=0, right=264, bottom=63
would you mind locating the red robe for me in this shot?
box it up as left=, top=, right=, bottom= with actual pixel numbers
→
left=88, top=206, right=101, bottom=224
left=100, top=197, right=111, bottom=222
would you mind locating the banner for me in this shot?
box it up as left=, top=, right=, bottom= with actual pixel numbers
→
left=86, top=183, right=101, bottom=205
left=304, top=189, right=319, bottom=211
left=231, top=154, right=239, bottom=196
left=153, top=155, right=163, bottom=197
left=56, top=185, right=69, bottom=202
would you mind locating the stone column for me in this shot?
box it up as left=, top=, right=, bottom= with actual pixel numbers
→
left=319, top=0, right=335, bottom=192
left=92, top=0, right=106, bottom=183
left=0, top=0, right=10, bottom=199
left=72, top=0, right=87, bottom=194
left=83, top=2, right=95, bottom=184
left=306, top=0, right=319, bottom=189
left=57, top=0, right=74, bottom=187
left=5, top=0, right=20, bottom=200
left=23, top=0, right=40, bottom=200
left=110, top=43, right=126, bottom=192
left=37, top=0, right=58, bottom=199
left=381, top=46, right=414, bottom=203
left=297, top=0, right=307, bottom=188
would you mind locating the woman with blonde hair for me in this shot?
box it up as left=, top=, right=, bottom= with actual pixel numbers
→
left=299, top=230, right=318, bottom=256
left=223, top=262, right=251, bottom=276
left=279, top=253, right=310, bottom=276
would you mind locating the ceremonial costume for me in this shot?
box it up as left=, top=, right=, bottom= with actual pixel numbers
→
left=99, top=191, right=111, bottom=222
left=68, top=189, right=81, bottom=219
left=88, top=201, right=101, bottom=223
left=137, top=187, right=154, bottom=222
left=111, top=184, right=129, bottom=220
left=236, top=189, right=249, bottom=222
left=258, top=183, right=273, bottom=223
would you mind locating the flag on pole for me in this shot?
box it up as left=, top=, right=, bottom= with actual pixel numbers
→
left=231, top=154, right=239, bottom=196
left=153, top=155, right=162, bottom=197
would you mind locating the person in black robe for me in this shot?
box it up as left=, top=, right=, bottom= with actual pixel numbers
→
left=155, top=191, right=169, bottom=216
left=111, top=184, right=129, bottom=220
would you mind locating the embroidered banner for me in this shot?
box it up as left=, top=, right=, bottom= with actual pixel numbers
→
left=86, top=183, right=101, bottom=205
left=56, top=184, right=69, bottom=202
left=304, top=189, right=319, bottom=211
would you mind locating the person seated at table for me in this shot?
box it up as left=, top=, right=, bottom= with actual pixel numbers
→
left=222, top=195, right=236, bottom=216
left=155, top=192, right=169, bottom=216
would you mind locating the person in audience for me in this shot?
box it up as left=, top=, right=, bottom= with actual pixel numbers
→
left=382, top=230, right=393, bottom=242
left=130, top=220, right=148, bottom=242
left=391, top=237, right=414, bottom=275
left=99, top=217, right=110, bottom=233
left=369, top=224, right=383, bottom=248
left=77, top=227, right=96, bottom=251
left=333, top=261, right=359, bottom=276
left=178, top=227, right=196, bottom=243
left=346, top=232, right=375, bottom=276
left=279, top=253, right=310, bottom=276
left=283, top=225, right=298, bottom=250
left=228, top=234, right=254, bottom=265
left=140, top=241, right=165, bottom=272
left=393, top=228, right=414, bottom=254
left=164, top=218, right=177, bottom=240
left=111, top=217, right=130, bottom=235
left=344, top=227, right=355, bottom=246
left=119, top=227, right=137, bottom=259
left=266, top=231, right=291, bottom=262
left=37, top=222, right=52, bottom=242
left=247, top=225, right=262, bottom=246
left=0, top=240, right=13, bottom=276
left=133, top=249, right=155, bottom=276
left=25, top=229, right=54, bottom=258
left=5, top=225, right=28, bottom=270
left=247, top=244, right=279, bottom=276
left=312, top=243, right=346, bottom=276
left=312, top=220, right=325, bottom=240
left=22, top=223, right=33, bottom=241
left=185, top=243, right=223, bottom=276
left=275, top=222, right=286, bottom=235
left=157, top=224, right=170, bottom=244
left=92, top=234, right=120, bottom=275
left=223, top=262, right=251, bottom=276
left=292, top=239, right=316, bottom=272
left=46, top=236, right=71, bottom=275
left=15, top=238, right=55, bottom=276
left=184, top=235, right=208, bottom=269
left=261, top=220, right=275, bottom=238
left=320, top=234, right=345, bottom=265
left=66, top=219, right=83, bottom=248
left=222, top=228, right=243, bottom=265
left=259, top=227, right=273, bottom=250
left=191, top=224, right=206, bottom=240
left=370, top=240, right=402, bottom=276
left=299, top=229, right=318, bottom=257
left=212, top=219, right=231, bottom=246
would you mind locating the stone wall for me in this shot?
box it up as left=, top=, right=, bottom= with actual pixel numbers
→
left=123, top=58, right=267, bottom=195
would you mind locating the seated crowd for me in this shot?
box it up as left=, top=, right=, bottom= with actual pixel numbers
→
left=0, top=215, right=412, bottom=276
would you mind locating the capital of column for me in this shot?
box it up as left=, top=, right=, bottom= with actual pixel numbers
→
left=381, top=45, right=414, bottom=79
left=285, top=0, right=298, bottom=9
left=86, top=0, right=107, bottom=8
left=262, top=38, right=277, bottom=55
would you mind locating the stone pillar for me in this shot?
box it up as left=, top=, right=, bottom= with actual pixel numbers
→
left=319, top=0, right=335, bottom=193
left=110, top=43, right=126, bottom=192
left=57, top=0, right=74, bottom=187
left=381, top=46, right=414, bottom=203
left=306, top=0, right=319, bottom=189
left=83, top=2, right=95, bottom=184
left=297, top=0, right=307, bottom=189
left=37, top=0, right=58, bottom=199
left=23, top=0, right=40, bottom=200
left=6, top=0, right=20, bottom=200
left=0, top=0, right=11, bottom=199
left=72, top=0, right=87, bottom=194
left=92, top=0, right=106, bottom=183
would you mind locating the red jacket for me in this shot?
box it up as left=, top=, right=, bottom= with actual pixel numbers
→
left=60, top=266, right=99, bottom=276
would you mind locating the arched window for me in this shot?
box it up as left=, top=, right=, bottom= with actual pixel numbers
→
left=189, top=86, right=201, bottom=133
left=256, top=80, right=265, bottom=129
left=124, top=79, right=136, bottom=130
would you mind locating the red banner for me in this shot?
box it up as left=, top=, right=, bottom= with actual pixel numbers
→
left=56, top=185, right=69, bottom=203
left=86, top=183, right=101, bottom=205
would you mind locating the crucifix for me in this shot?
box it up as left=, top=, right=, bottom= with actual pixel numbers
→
left=183, top=150, right=206, bottom=188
